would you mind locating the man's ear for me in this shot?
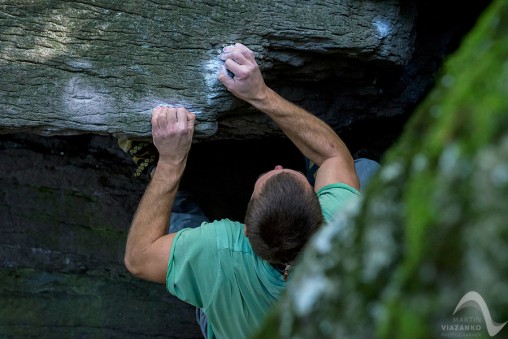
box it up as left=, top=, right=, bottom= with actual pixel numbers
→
left=244, top=225, right=248, bottom=237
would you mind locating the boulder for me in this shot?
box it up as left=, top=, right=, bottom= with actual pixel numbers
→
left=0, top=0, right=415, bottom=139
left=0, top=0, right=496, bottom=337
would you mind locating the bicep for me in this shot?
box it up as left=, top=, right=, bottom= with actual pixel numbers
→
left=314, top=156, right=360, bottom=192
left=135, top=233, right=176, bottom=284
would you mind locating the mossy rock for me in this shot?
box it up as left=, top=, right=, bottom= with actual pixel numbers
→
left=257, top=0, right=508, bottom=338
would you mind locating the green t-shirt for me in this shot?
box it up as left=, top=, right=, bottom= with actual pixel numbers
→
left=166, top=183, right=360, bottom=339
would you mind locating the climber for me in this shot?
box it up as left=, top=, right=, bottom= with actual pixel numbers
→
left=123, top=43, right=380, bottom=339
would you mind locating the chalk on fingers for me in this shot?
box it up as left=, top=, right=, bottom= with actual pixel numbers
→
left=220, top=64, right=235, bottom=79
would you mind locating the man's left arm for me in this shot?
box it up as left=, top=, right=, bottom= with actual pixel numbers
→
left=124, top=106, right=195, bottom=283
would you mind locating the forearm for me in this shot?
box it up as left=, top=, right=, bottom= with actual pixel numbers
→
left=219, top=43, right=358, bottom=189
left=251, top=87, right=353, bottom=166
left=125, top=162, right=183, bottom=267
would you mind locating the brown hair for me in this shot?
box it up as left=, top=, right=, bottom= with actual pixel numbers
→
left=244, top=172, right=324, bottom=264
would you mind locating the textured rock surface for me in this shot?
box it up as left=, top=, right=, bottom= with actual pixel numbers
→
left=0, top=0, right=415, bottom=139
left=0, top=134, right=203, bottom=338
left=256, top=0, right=508, bottom=337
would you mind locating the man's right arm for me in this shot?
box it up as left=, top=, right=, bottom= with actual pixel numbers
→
left=218, top=43, right=359, bottom=191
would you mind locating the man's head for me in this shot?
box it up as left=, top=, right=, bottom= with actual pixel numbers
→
left=244, top=166, right=324, bottom=265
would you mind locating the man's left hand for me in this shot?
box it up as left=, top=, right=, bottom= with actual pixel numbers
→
left=151, top=106, right=195, bottom=168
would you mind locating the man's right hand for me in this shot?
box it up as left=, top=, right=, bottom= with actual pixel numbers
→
left=218, top=43, right=269, bottom=105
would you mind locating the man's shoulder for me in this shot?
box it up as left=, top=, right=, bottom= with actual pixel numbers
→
left=203, top=218, right=244, bottom=228
left=200, top=218, right=244, bottom=236
left=316, top=182, right=361, bottom=197
left=201, top=219, right=251, bottom=253
left=316, top=182, right=361, bottom=223
left=175, top=219, right=247, bottom=252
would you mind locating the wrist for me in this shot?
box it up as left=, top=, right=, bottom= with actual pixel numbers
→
left=152, top=159, right=186, bottom=182
left=248, top=86, right=272, bottom=110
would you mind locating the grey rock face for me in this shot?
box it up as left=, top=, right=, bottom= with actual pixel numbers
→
left=0, top=1, right=415, bottom=139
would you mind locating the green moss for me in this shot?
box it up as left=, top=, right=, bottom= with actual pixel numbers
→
left=256, top=0, right=508, bottom=338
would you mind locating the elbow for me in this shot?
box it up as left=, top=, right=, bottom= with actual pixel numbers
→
left=124, top=252, right=143, bottom=278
